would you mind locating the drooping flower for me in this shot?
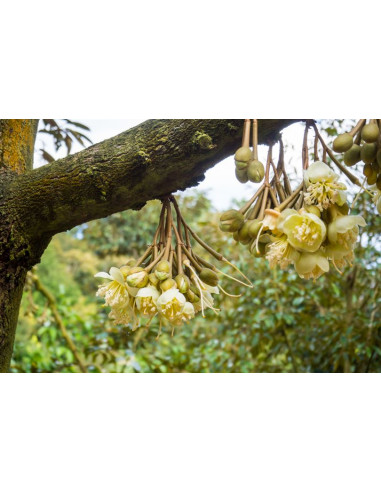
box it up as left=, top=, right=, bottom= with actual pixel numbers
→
left=325, top=244, right=355, bottom=271
left=282, top=209, right=327, bottom=253
left=265, top=234, right=300, bottom=269
left=193, top=284, right=219, bottom=315
left=170, top=302, right=196, bottom=327
left=157, top=288, right=186, bottom=324
left=108, top=301, right=134, bottom=326
left=262, top=208, right=280, bottom=231
left=327, top=214, right=366, bottom=249
left=135, top=285, right=160, bottom=317
left=304, top=161, right=347, bottom=211
left=95, top=267, right=129, bottom=308
left=294, top=251, right=329, bottom=280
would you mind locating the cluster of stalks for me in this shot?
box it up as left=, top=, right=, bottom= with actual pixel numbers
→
left=95, top=196, right=252, bottom=337
left=219, top=120, right=367, bottom=279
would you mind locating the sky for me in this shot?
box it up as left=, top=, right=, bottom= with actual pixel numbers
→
left=35, top=119, right=313, bottom=210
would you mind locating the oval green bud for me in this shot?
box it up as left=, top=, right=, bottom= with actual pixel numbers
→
left=235, top=168, right=249, bottom=183
left=148, top=272, right=160, bottom=287
left=126, top=267, right=149, bottom=288
left=238, top=221, right=251, bottom=241
left=361, top=123, right=379, bottom=143
left=343, top=144, right=361, bottom=167
left=361, top=143, right=377, bottom=164
left=219, top=210, right=244, bottom=232
left=160, top=278, right=176, bottom=291
left=186, top=289, right=200, bottom=303
left=247, top=159, right=265, bottom=183
left=199, top=268, right=219, bottom=287
left=363, top=163, right=373, bottom=178
left=332, top=133, right=353, bottom=153
left=175, top=273, right=190, bottom=293
left=154, top=260, right=171, bottom=281
left=235, top=160, right=249, bottom=171
left=234, top=146, right=252, bottom=163
left=367, top=170, right=378, bottom=185
left=247, top=219, right=262, bottom=238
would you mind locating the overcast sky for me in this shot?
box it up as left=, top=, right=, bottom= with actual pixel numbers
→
left=35, top=119, right=310, bottom=210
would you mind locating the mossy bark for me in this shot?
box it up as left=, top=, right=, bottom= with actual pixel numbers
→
left=0, top=118, right=300, bottom=372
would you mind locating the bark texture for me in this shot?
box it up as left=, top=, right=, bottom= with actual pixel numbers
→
left=0, top=118, right=300, bottom=371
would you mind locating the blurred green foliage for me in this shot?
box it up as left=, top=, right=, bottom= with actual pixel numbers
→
left=12, top=190, right=380, bottom=373
left=11, top=120, right=381, bottom=373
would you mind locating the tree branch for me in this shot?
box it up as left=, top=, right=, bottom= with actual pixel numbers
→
left=11, top=119, right=300, bottom=240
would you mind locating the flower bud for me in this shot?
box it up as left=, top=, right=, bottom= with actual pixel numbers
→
left=361, top=123, right=379, bottom=143
left=235, top=168, right=249, bottom=183
left=126, top=267, right=149, bottom=288
left=361, top=143, right=377, bottom=164
left=234, top=146, right=252, bottom=163
left=160, top=278, right=177, bottom=291
left=186, top=289, right=200, bottom=304
left=238, top=221, right=251, bottom=242
left=148, top=272, right=160, bottom=287
left=248, top=219, right=262, bottom=238
left=247, top=159, right=265, bottom=183
left=119, top=265, right=131, bottom=278
left=199, top=268, right=219, bottom=287
left=235, top=160, right=249, bottom=171
left=154, top=260, right=171, bottom=281
left=175, top=274, right=190, bottom=293
left=219, top=209, right=244, bottom=232
left=332, top=133, right=353, bottom=153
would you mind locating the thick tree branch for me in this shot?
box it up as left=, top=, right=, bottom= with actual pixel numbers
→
left=11, top=119, right=300, bottom=240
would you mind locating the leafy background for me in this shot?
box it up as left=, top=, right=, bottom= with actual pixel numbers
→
left=11, top=120, right=381, bottom=372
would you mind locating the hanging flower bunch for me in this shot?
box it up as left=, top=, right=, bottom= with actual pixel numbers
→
left=95, top=197, right=252, bottom=336
left=331, top=119, right=381, bottom=213
left=220, top=119, right=367, bottom=280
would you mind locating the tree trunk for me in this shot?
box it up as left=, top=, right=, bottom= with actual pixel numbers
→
left=0, top=118, right=300, bottom=372
left=0, top=120, right=39, bottom=372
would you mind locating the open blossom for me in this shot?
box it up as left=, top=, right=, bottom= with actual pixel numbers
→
left=327, top=214, right=366, bottom=249
left=304, top=161, right=347, bottom=211
left=294, top=251, right=329, bottom=280
left=108, top=301, right=134, bottom=325
left=135, top=285, right=160, bottom=317
left=95, top=267, right=129, bottom=308
left=170, top=302, right=196, bottom=326
left=265, top=234, right=300, bottom=269
left=157, top=288, right=186, bottom=324
left=282, top=209, right=326, bottom=253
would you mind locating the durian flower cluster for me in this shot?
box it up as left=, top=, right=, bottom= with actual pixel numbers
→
left=95, top=197, right=251, bottom=336
left=221, top=155, right=366, bottom=280
left=263, top=162, right=366, bottom=279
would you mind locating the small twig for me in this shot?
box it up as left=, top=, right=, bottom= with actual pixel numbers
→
left=31, top=273, right=88, bottom=373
